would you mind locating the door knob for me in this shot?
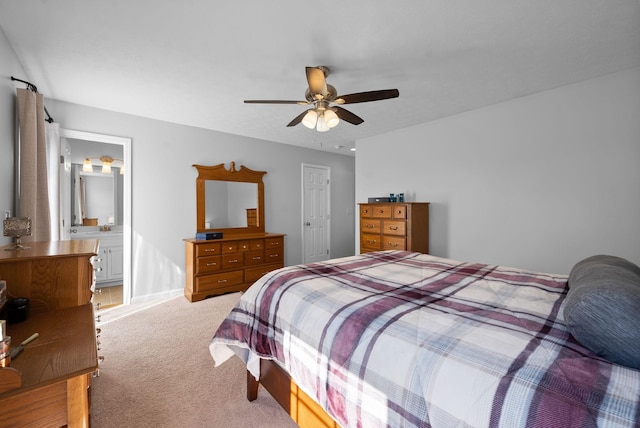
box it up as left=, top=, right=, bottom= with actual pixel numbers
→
left=305, top=222, right=311, bottom=226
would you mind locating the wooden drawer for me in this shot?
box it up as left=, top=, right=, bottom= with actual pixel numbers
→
left=371, top=205, right=392, bottom=219
left=392, top=205, right=407, bottom=219
left=361, top=233, right=382, bottom=250
left=195, top=255, right=221, bottom=274
left=237, top=241, right=251, bottom=252
left=195, top=242, right=221, bottom=257
left=245, top=250, right=265, bottom=266
left=245, top=263, right=283, bottom=283
left=359, top=205, right=373, bottom=218
left=265, top=248, right=283, bottom=263
left=196, top=270, right=243, bottom=293
left=382, top=236, right=406, bottom=250
left=383, top=220, right=406, bottom=236
left=249, top=239, right=264, bottom=251
left=265, top=237, right=283, bottom=249
left=361, top=219, right=381, bottom=234
left=222, top=253, right=244, bottom=269
left=222, top=242, right=238, bottom=253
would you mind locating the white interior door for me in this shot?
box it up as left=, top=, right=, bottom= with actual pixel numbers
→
left=302, top=164, right=330, bottom=263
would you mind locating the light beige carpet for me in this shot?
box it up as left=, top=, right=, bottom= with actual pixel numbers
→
left=91, top=293, right=298, bottom=428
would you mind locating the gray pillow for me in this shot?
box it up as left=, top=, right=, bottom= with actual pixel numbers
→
left=564, top=255, right=640, bottom=370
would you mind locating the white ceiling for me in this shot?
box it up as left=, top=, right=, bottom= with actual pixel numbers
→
left=1, top=1, right=639, bottom=155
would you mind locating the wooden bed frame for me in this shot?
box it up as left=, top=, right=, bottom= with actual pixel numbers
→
left=247, top=359, right=339, bottom=428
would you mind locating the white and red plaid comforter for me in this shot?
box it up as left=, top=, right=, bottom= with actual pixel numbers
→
left=210, top=251, right=640, bottom=427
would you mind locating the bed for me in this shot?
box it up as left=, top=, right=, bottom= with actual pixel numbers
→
left=209, top=250, right=640, bottom=427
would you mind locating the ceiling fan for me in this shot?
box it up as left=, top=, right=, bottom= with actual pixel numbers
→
left=244, top=66, right=399, bottom=132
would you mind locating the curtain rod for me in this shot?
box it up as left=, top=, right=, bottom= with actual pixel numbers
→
left=10, top=76, right=55, bottom=123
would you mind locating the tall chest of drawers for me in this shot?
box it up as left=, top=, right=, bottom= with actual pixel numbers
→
left=184, top=233, right=285, bottom=302
left=359, top=202, right=430, bottom=254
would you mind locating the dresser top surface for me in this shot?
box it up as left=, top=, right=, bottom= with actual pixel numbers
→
left=0, top=239, right=99, bottom=262
left=0, top=303, right=98, bottom=397
left=359, top=202, right=430, bottom=205
left=184, top=232, right=286, bottom=244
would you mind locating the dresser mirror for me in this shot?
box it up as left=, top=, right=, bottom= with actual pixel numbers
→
left=194, top=162, right=266, bottom=234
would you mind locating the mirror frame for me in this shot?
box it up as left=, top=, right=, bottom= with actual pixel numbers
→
left=194, top=162, right=266, bottom=234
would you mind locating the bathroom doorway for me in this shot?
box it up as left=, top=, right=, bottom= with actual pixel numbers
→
left=59, top=129, right=132, bottom=306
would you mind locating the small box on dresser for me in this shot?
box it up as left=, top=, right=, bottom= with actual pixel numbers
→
left=359, top=202, right=429, bottom=254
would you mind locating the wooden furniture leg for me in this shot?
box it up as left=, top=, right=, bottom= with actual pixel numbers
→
left=67, top=373, right=91, bottom=427
left=247, top=370, right=259, bottom=401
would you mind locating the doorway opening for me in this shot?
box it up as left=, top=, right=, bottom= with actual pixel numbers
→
left=59, top=129, right=132, bottom=306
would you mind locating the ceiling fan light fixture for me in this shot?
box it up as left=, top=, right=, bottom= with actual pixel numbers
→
left=316, top=112, right=329, bottom=132
left=302, top=110, right=318, bottom=129
left=245, top=66, right=398, bottom=132
left=324, top=109, right=340, bottom=128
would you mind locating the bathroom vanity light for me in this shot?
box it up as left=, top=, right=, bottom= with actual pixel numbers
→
left=83, top=156, right=124, bottom=175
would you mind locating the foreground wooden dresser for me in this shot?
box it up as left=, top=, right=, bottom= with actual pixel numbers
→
left=359, top=202, right=430, bottom=254
left=184, top=233, right=285, bottom=302
left=0, top=240, right=99, bottom=427
left=0, top=304, right=98, bottom=427
left=0, top=240, right=98, bottom=309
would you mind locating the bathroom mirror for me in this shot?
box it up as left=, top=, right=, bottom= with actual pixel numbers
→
left=70, top=163, right=122, bottom=226
left=194, top=162, right=266, bottom=234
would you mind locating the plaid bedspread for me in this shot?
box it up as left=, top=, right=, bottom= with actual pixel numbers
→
left=210, top=251, right=640, bottom=427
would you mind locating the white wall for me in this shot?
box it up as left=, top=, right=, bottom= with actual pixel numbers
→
left=0, top=26, right=355, bottom=302
left=356, top=68, right=640, bottom=274
left=31, top=100, right=357, bottom=302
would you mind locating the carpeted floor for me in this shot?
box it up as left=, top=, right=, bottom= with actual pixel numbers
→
left=91, top=293, right=298, bottom=427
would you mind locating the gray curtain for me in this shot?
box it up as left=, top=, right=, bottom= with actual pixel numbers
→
left=16, top=88, right=51, bottom=242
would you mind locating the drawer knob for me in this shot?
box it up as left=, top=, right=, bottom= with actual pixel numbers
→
left=218, top=279, right=228, bottom=283
left=228, top=259, right=239, bottom=263
left=204, top=249, right=216, bottom=252
left=389, top=226, right=398, bottom=230
left=206, top=262, right=217, bottom=266
left=253, top=256, right=261, bottom=260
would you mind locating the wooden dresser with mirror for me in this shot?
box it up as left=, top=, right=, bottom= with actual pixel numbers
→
left=184, top=162, right=286, bottom=302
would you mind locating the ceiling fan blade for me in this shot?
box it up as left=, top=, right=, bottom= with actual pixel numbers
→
left=306, top=67, right=328, bottom=98
left=334, top=106, right=364, bottom=125
left=335, top=89, right=399, bottom=104
left=244, top=100, right=308, bottom=105
left=286, top=110, right=310, bottom=127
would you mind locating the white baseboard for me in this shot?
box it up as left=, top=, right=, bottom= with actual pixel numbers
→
left=130, top=288, right=183, bottom=305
